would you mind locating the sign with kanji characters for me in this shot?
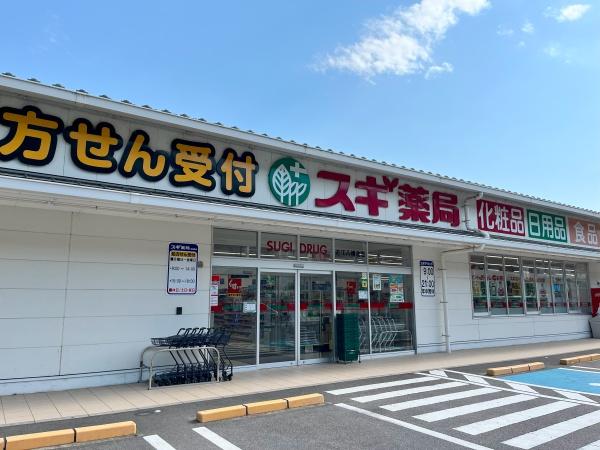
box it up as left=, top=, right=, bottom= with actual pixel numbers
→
left=1, top=94, right=596, bottom=251
left=420, top=260, right=435, bottom=297
left=167, top=243, right=198, bottom=295
left=527, top=210, right=567, bottom=243
left=210, top=275, right=220, bottom=306
left=568, top=217, right=600, bottom=248
left=227, top=277, right=242, bottom=297
left=372, top=273, right=382, bottom=291
left=476, top=199, right=525, bottom=236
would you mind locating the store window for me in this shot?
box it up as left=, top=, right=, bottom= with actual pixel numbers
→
left=505, top=257, right=523, bottom=315
left=368, top=243, right=410, bottom=266
left=566, top=263, right=578, bottom=312
left=487, top=255, right=507, bottom=316
left=213, top=228, right=257, bottom=258
left=299, top=236, right=332, bottom=262
left=369, top=273, right=414, bottom=352
left=522, top=259, right=538, bottom=313
left=260, top=232, right=297, bottom=260
left=470, top=255, right=488, bottom=314
left=470, top=255, right=590, bottom=317
left=577, top=263, right=591, bottom=314
left=335, top=272, right=370, bottom=354
left=551, top=262, right=567, bottom=313
left=210, top=267, right=257, bottom=366
left=334, top=239, right=367, bottom=264
left=537, top=260, right=553, bottom=314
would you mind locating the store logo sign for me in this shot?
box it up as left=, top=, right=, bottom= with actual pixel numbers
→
left=268, top=157, right=310, bottom=206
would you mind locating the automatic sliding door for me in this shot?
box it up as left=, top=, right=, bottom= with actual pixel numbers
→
left=259, top=272, right=296, bottom=364
left=299, top=273, right=333, bottom=361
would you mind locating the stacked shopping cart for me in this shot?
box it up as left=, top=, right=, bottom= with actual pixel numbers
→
left=140, top=327, right=233, bottom=388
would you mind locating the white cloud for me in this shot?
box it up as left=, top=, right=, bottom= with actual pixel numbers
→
left=497, top=25, right=514, bottom=36
left=521, top=20, right=535, bottom=34
left=546, top=4, right=591, bottom=22
left=317, top=0, right=490, bottom=79
left=425, top=62, right=454, bottom=79
left=517, top=41, right=526, bottom=48
left=544, top=45, right=560, bottom=57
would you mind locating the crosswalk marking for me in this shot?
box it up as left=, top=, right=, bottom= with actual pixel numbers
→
left=557, top=390, right=595, bottom=402
left=579, top=439, right=600, bottom=449
left=193, top=427, right=242, bottom=450
left=464, top=375, right=490, bottom=385
left=326, top=376, right=437, bottom=395
left=429, top=370, right=447, bottom=377
left=455, top=401, right=576, bottom=435
left=352, top=381, right=466, bottom=403
left=336, top=403, right=494, bottom=450
left=502, top=409, right=600, bottom=449
left=505, top=382, right=538, bottom=394
left=143, top=435, right=177, bottom=450
left=381, top=387, right=499, bottom=412
left=414, top=394, right=536, bottom=422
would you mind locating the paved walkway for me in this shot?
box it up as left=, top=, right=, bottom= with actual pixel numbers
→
left=1, top=339, right=599, bottom=427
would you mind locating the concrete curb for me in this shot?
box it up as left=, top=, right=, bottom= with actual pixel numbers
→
left=4, top=429, right=74, bottom=450
left=196, top=393, right=325, bottom=423
left=486, top=361, right=545, bottom=376
left=560, top=353, right=600, bottom=365
left=75, top=421, right=137, bottom=443
left=0, top=421, right=136, bottom=450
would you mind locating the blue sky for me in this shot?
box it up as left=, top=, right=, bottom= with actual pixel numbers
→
left=1, top=1, right=598, bottom=210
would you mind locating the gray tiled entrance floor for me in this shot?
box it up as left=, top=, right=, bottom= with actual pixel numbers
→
left=1, top=339, right=599, bottom=426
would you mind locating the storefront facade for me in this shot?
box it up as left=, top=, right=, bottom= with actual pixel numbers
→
left=0, top=75, right=598, bottom=394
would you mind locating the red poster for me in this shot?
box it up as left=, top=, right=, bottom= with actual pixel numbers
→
left=591, top=288, right=600, bottom=317
left=346, top=280, right=357, bottom=295
left=477, top=199, right=525, bottom=236
left=228, top=277, right=242, bottom=297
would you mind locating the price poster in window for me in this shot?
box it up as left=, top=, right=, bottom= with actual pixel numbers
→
left=420, top=260, right=435, bottom=297
left=372, top=273, right=382, bottom=291
left=167, top=243, right=198, bottom=295
left=390, top=274, right=404, bottom=303
left=210, top=275, right=219, bottom=306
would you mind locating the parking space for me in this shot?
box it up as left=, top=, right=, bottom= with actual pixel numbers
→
left=505, top=367, right=600, bottom=396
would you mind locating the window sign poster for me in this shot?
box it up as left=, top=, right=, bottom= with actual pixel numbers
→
left=228, top=277, right=242, bottom=298
left=372, top=273, right=382, bottom=291
left=210, top=274, right=219, bottom=306
left=358, top=290, right=368, bottom=300
left=361, top=272, right=368, bottom=289
left=167, top=243, right=198, bottom=295
left=390, top=274, right=405, bottom=303
left=420, top=260, right=435, bottom=297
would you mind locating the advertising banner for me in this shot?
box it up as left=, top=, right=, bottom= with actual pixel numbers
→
left=390, top=274, right=405, bottom=303
left=527, top=210, right=567, bottom=243
left=568, top=218, right=600, bottom=248
left=477, top=199, right=525, bottom=236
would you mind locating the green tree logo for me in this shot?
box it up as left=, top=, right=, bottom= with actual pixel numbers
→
left=268, top=157, right=310, bottom=206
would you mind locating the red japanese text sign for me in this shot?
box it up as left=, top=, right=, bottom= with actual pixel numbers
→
left=568, top=217, right=600, bottom=248
left=477, top=199, right=525, bottom=236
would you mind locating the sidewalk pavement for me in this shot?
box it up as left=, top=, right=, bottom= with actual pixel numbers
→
left=1, top=338, right=599, bottom=427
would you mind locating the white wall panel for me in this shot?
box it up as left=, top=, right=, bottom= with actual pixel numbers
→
left=0, top=230, right=70, bottom=261
left=0, top=348, right=61, bottom=379
left=0, top=318, right=63, bottom=349
left=0, top=260, right=68, bottom=289
left=0, top=289, right=65, bottom=318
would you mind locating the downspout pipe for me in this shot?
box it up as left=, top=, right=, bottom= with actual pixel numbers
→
left=439, top=192, right=490, bottom=353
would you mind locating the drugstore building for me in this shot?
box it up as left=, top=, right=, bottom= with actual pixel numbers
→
left=0, top=75, right=599, bottom=394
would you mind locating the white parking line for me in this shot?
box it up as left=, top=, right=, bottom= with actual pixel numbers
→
left=505, top=382, right=538, bottom=394
left=336, top=403, right=493, bottom=450
left=143, top=435, right=177, bottom=450
left=414, top=394, right=535, bottom=422
left=464, top=375, right=490, bottom=385
left=352, top=381, right=466, bottom=403
left=193, top=427, right=242, bottom=450
left=503, top=409, right=600, bottom=449
left=579, top=439, right=600, bottom=449
left=455, top=401, right=576, bottom=435
left=381, top=387, right=499, bottom=412
left=326, top=376, right=437, bottom=395
left=558, top=391, right=595, bottom=402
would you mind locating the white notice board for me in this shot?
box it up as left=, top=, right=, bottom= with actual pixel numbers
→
left=167, top=243, right=198, bottom=294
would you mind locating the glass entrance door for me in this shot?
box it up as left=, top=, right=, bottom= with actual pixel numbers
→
left=259, top=272, right=296, bottom=364
left=259, top=271, right=333, bottom=365
left=299, top=273, right=333, bottom=362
